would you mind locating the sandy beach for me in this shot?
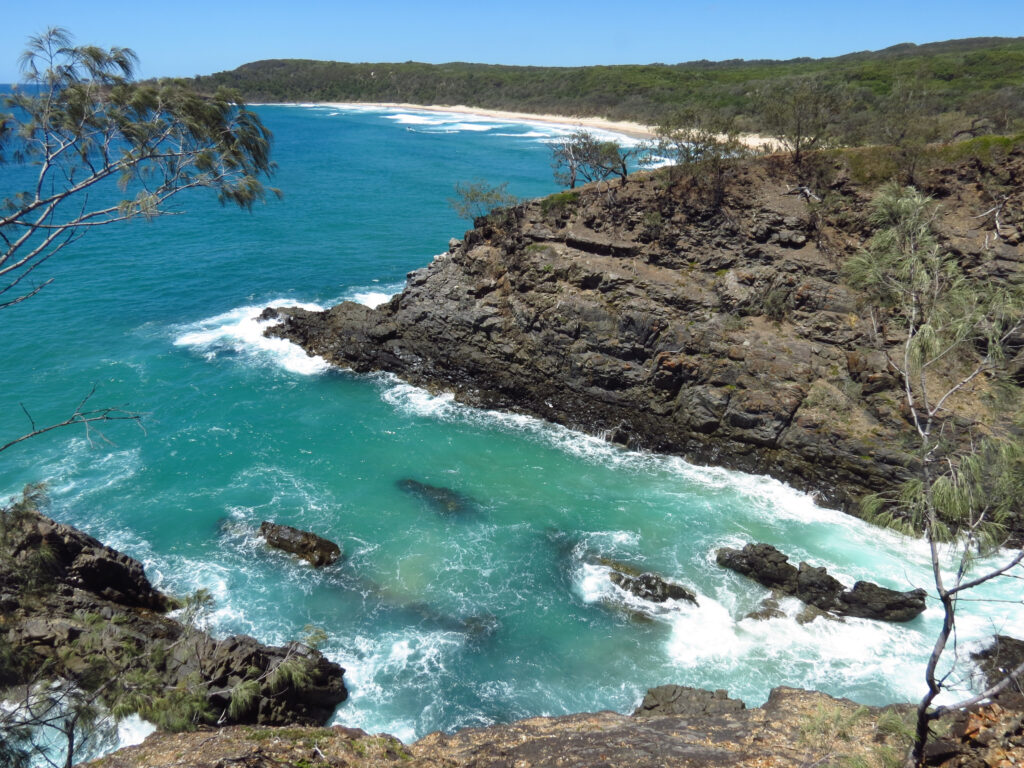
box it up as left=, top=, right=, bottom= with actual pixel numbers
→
left=307, top=101, right=779, bottom=150
left=314, top=101, right=658, bottom=139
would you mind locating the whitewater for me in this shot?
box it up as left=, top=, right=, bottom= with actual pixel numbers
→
left=1, top=105, right=1020, bottom=750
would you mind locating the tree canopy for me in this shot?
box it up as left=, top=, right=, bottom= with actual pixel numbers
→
left=0, top=27, right=278, bottom=310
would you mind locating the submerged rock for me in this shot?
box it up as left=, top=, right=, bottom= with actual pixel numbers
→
left=717, top=542, right=926, bottom=622
left=259, top=521, right=342, bottom=567
left=397, top=478, right=480, bottom=518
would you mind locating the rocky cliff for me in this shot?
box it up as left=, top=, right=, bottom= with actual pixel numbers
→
left=0, top=503, right=348, bottom=729
left=89, top=684, right=1024, bottom=768
left=267, top=147, right=1024, bottom=523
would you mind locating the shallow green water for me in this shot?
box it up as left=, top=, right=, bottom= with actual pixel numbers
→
left=1, top=105, right=1020, bottom=746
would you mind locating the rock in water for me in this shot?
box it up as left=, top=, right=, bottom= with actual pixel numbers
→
left=795, top=562, right=845, bottom=610
left=716, top=543, right=799, bottom=592
left=717, top=542, right=926, bottom=622
left=837, top=581, right=927, bottom=622
left=609, top=570, right=698, bottom=604
left=259, top=521, right=342, bottom=567
left=397, top=478, right=480, bottom=518
left=971, top=635, right=1024, bottom=708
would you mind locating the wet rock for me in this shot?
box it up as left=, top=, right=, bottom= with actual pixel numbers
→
left=2, top=508, right=348, bottom=728
left=837, top=581, right=927, bottom=622
left=259, top=521, right=342, bottom=567
left=795, top=561, right=845, bottom=610
left=717, top=542, right=926, bottom=622
left=609, top=570, right=698, bottom=604
left=745, top=595, right=787, bottom=621
left=716, top=543, right=798, bottom=592
left=633, top=685, right=745, bottom=717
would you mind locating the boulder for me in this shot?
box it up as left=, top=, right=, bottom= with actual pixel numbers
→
left=715, top=543, right=798, bottom=592
left=609, top=570, right=697, bottom=605
left=259, top=521, right=342, bottom=567
left=837, top=581, right=927, bottom=622
left=633, top=685, right=745, bottom=717
left=717, top=542, right=926, bottom=623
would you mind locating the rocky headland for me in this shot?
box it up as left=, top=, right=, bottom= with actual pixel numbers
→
left=0, top=502, right=348, bottom=729
left=265, top=146, right=1024, bottom=534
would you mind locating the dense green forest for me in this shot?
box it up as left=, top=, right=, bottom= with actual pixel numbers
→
left=189, top=37, right=1024, bottom=139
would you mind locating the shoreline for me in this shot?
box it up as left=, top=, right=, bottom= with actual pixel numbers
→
left=308, top=101, right=658, bottom=139
left=275, top=100, right=778, bottom=149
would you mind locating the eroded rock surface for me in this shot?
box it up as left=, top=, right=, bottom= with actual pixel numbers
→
left=266, top=149, right=1024, bottom=532
left=1, top=508, right=347, bottom=727
left=609, top=570, right=698, bottom=604
left=89, top=687, right=936, bottom=768
left=717, top=542, right=926, bottom=622
left=259, top=520, right=343, bottom=566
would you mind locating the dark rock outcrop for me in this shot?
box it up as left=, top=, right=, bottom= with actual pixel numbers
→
left=265, top=149, right=1024, bottom=531
left=633, top=685, right=744, bottom=717
left=717, top=542, right=926, bottom=622
left=971, top=634, right=1024, bottom=708
left=1, top=507, right=348, bottom=727
left=609, top=570, right=698, bottom=604
left=838, top=580, right=928, bottom=622
left=259, top=520, right=342, bottom=566
left=4, top=510, right=170, bottom=611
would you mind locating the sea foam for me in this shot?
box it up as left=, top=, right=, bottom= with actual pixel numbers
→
left=173, top=299, right=330, bottom=375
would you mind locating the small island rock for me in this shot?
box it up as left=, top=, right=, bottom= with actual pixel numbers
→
left=259, top=521, right=342, bottom=567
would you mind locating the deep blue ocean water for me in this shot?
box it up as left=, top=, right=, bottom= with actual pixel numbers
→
left=2, top=104, right=1021, bottom=749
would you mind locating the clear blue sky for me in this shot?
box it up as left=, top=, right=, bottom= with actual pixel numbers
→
left=2, top=0, right=1022, bottom=82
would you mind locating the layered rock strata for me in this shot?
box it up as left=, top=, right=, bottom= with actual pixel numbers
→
left=266, top=151, right=1024, bottom=523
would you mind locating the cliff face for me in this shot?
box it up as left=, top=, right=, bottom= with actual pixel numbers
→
left=268, top=149, right=1024, bottom=517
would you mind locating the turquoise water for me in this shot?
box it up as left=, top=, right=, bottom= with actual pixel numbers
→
left=1, top=105, right=1021, bottom=745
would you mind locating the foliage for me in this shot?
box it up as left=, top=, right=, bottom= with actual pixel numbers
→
left=539, top=190, right=579, bottom=219
left=757, top=77, right=846, bottom=166
left=652, top=109, right=749, bottom=207
left=448, top=179, right=519, bottom=224
left=844, top=184, right=1024, bottom=767
left=550, top=130, right=639, bottom=189
left=0, top=27, right=277, bottom=310
left=188, top=38, right=1024, bottom=137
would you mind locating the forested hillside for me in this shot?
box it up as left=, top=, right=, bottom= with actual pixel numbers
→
left=189, top=37, right=1024, bottom=139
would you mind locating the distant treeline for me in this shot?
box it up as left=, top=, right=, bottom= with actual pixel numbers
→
left=187, top=37, right=1024, bottom=141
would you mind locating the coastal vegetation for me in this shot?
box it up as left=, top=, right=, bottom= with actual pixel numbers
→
left=188, top=36, right=1024, bottom=142
left=3, top=25, right=1024, bottom=768
left=0, top=27, right=277, bottom=312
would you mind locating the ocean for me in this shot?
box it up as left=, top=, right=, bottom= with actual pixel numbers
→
left=1, top=104, right=1020, bottom=749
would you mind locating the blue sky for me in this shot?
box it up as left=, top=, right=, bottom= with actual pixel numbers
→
left=2, top=0, right=1022, bottom=82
